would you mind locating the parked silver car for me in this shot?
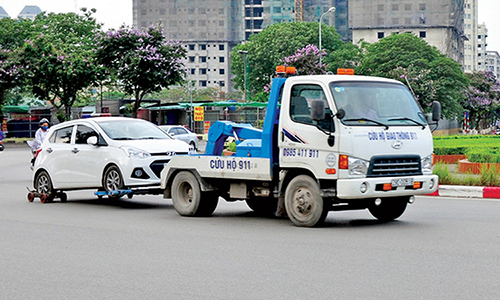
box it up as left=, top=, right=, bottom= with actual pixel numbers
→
left=159, top=125, right=199, bottom=150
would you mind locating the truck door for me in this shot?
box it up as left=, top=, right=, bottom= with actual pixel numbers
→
left=279, top=83, right=339, bottom=178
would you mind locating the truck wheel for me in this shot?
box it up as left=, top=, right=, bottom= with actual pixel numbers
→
left=368, top=197, right=408, bottom=222
left=245, top=197, right=278, bottom=216
left=171, top=171, right=218, bottom=217
left=35, top=171, right=55, bottom=203
left=284, top=175, right=329, bottom=227
left=103, top=166, right=124, bottom=199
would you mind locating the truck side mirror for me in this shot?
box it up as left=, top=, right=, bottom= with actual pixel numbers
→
left=310, top=100, right=325, bottom=121
left=431, top=101, right=441, bottom=122
left=335, top=108, right=346, bottom=119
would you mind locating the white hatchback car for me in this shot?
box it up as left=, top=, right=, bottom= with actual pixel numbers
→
left=159, top=125, right=199, bottom=150
left=32, top=117, right=191, bottom=201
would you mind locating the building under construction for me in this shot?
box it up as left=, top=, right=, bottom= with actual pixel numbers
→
left=133, top=0, right=349, bottom=93
left=349, top=0, right=465, bottom=64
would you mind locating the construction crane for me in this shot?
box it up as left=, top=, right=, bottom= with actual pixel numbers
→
left=295, top=0, right=303, bottom=21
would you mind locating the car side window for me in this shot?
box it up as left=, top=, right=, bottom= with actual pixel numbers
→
left=178, top=127, right=188, bottom=134
left=54, top=126, right=73, bottom=144
left=75, top=125, right=98, bottom=144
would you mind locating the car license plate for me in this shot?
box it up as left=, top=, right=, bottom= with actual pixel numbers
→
left=391, top=178, right=414, bottom=187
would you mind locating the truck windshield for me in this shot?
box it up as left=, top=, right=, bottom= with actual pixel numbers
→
left=330, top=81, right=426, bottom=127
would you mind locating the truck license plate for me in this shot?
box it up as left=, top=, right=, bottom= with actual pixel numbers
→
left=391, top=178, right=414, bottom=187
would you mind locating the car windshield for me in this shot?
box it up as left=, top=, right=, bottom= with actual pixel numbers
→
left=98, top=120, right=172, bottom=140
left=330, top=81, right=427, bottom=127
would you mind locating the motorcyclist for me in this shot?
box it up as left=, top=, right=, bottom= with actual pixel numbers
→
left=0, top=128, right=4, bottom=151
left=27, top=118, right=51, bottom=167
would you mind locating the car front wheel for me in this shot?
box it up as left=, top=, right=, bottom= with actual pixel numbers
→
left=103, top=165, right=124, bottom=198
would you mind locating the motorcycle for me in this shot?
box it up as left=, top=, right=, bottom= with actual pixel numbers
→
left=0, top=131, right=4, bottom=151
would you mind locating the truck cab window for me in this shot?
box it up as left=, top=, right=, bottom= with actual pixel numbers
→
left=289, top=84, right=332, bottom=131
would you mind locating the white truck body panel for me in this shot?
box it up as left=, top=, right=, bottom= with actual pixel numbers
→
left=161, top=155, right=272, bottom=188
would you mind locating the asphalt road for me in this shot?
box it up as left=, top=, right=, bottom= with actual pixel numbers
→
left=1, top=147, right=500, bottom=299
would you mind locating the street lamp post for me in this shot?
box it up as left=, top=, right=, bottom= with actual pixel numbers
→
left=238, top=50, right=249, bottom=102
left=319, top=6, right=336, bottom=65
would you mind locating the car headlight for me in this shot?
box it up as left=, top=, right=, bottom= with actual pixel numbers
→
left=121, top=146, right=151, bottom=159
left=348, top=156, right=369, bottom=176
left=421, top=154, right=433, bottom=174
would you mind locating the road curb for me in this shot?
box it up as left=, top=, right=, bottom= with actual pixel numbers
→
left=428, top=185, right=500, bottom=200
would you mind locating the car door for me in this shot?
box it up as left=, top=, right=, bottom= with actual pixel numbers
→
left=70, top=124, right=104, bottom=187
left=40, top=125, right=75, bottom=188
left=173, top=127, right=190, bottom=144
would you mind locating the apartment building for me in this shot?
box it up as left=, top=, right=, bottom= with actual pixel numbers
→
left=0, top=6, right=9, bottom=19
left=349, top=0, right=465, bottom=64
left=133, top=0, right=350, bottom=92
left=485, top=51, right=500, bottom=79
left=477, top=23, right=488, bottom=71
left=18, top=5, right=42, bottom=20
left=463, top=0, right=478, bottom=72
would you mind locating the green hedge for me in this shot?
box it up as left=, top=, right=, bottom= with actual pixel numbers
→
left=466, top=148, right=500, bottom=163
left=434, top=135, right=500, bottom=163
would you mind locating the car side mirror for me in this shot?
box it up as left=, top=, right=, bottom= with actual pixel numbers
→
left=431, top=101, right=441, bottom=122
left=87, top=136, right=98, bottom=146
left=310, top=100, right=325, bottom=121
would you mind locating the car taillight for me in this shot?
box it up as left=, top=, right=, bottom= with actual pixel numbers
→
left=35, top=149, right=42, bottom=157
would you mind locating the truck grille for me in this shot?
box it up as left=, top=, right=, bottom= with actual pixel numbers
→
left=367, top=155, right=421, bottom=177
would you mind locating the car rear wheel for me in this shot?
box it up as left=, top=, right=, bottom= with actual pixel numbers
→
left=103, top=165, right=124, bottom=198
left=35, top=171, right=55, bottom=203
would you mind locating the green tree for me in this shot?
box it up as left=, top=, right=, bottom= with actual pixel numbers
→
left=358, top=33, right=468, bottom=118
left=0, top=18, right=35, bottom=122
left=231, top=22, right=343, bottom=100
left=96, top=25, right=186, bottom=118
left=18, top=9, right=103, bottom=121
left=0, top=17, right=33, bottom=50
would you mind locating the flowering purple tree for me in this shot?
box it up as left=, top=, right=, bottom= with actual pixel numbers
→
left=96, top=25, right=186, bottom=118
left=389, top=65, right=436, bottom=108
left=0, top=50, right=22, bottom=122
left=464, top=71, right=500, bottom=129
left=281, top=44, right=327, bottom=76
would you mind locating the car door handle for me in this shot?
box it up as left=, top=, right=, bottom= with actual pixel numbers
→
left=72, top=148, right=79, bottom=154
left=46, top=148, right=53, bottom=153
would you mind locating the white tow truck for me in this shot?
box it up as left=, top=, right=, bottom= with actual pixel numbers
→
left=160, top=67, right=440, bottom=227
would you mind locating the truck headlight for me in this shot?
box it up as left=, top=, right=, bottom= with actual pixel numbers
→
left=121, top=146, right=151, bottom=159
left=421, top=154, right=433, bottom=174
left=348, top=157, right=369, bottom=176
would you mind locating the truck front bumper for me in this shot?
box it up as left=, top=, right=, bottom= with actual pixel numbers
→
left=336, top=174, right=438, bottom=199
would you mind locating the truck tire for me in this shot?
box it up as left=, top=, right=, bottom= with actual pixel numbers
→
left=245, top=197, right=278, bottom=216
left=368, top=197, right=408, bottom=222
left=284, top=175, right=329, bottom=227
left=171, top=171, right=218, bottom=217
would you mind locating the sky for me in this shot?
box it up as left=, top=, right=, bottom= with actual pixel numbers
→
left=0, top=0, right=133, bottom=30
left=0, top=0, right=499, bottom=50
